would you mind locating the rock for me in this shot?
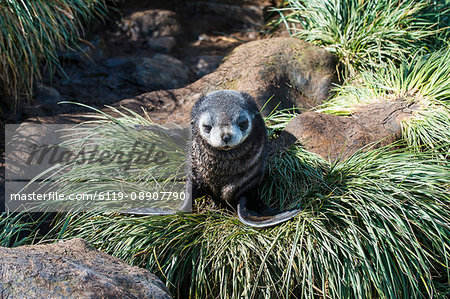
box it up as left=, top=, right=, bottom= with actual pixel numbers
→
left=194, top=55, right=223, bottom=77
left=104, top=56, right=137, bottom=68
left=272, top=99, right=419, bottom=162
left=147, top=36, right=177, bottom=53
left=103, top=55, right=190, bottom=91
left=132, top=54, right=190, bottom=90
left=119, top=9, right=182, bottom=41
left=0, top=238, right=171, bottom=299
left=110, top=37, right=339, bottom=122
left=34, top=83, right=62, bottom=106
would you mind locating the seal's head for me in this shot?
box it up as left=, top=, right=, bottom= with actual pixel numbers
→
left=192, top=90, right=260, bottom=150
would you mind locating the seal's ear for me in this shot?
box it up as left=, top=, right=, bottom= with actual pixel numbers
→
left=240, top=91, right=260, bottom=115
left=191, top=95, right=207, bottom=122
left=239, top=92, right=254, bottom=103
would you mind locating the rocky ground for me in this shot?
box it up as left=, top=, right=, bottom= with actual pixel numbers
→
left=3, top=0, right=277, bottom=123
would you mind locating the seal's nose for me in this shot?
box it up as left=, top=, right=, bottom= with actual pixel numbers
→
left=221, top=133, right=231, bottom=143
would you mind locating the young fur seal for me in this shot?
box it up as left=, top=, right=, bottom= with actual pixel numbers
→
left=186, top=90, right=300, bottom=228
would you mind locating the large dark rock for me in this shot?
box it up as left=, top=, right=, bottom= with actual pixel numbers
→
left=103, top=54, right=190, bottom=91
left=272, top=99, right=419, bottom=162
left=133, top=54, right=190, bottom=90
left=0, top=238, right=171, bottom=298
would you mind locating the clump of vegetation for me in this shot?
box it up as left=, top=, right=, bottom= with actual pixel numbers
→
left=0, top=212, right=41, bottom=247
left=0, top=0, right=110, bottom=110
left=271, top=0, right=449, bottom=76
left=46, top=142, right=449, bottom=298
left=28, top=104, right=188, bottom=214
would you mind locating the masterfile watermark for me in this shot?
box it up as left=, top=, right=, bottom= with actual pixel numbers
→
left=5, top=123, right=191, bottom=213
left=9, top=190, right=186, bottom=202
left=25, top=140, right=170, bottom=170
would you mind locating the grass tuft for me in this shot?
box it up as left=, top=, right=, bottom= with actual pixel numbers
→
left=23, top=104, right=188, bottom=214
left=0, top=0, right=111, bottom=110
left=271, top=0, right=449, bottom=76
left=0, top=212, right=43, bottom=247
left=48, top=145, right=450, bottom=298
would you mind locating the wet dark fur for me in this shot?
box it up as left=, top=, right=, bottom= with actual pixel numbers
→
left=186, top=91, right=268, bottom=209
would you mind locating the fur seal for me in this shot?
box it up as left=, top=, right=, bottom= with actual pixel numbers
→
left=186, top=90, right=300, bottom=227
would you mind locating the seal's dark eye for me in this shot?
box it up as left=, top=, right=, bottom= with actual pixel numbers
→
left=203, top=124, right=212, bottom=133
left=238, top=120, right=248, bottom=131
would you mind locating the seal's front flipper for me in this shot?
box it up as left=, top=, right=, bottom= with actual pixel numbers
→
left=237, top=197, right=301, bottom=228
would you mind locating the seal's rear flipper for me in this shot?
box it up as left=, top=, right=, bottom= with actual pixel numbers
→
left=237, top=197, right=301, bottom=228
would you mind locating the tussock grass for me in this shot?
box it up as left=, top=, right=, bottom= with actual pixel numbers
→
left=263, top=107, right=299, bottom=134
left=0, top=0, right=110, bottom=109
left=48, top=145, right=450, bottom=298
left=318, top=49, right=450, bottom=114
left=272, top=0, right=449, bottom=76
left=0, top=212, right=43, bottom=247
left=25, top=104, right=187, bottom=213
left=261, top=146, right=328, bottom=210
